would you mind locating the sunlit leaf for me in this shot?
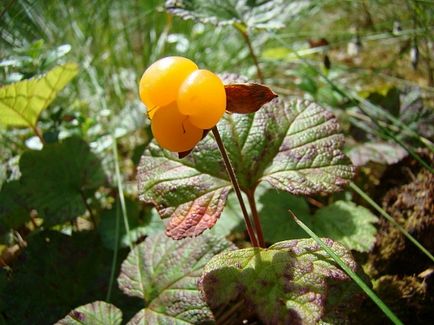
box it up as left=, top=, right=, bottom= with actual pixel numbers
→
left=56, top=301, right=122, bottom=325
left=258, top=187, right=378, bottom=252
left=166, top=0, right=309, bottom=29
left=313, top=201, right=378, bottom=253
left=138, top=75, right=354, bottom=239
left=19, top=137, right=106, bottom=226
left=348, top=142, right=408, bottom=166
left=117, top=232, right=234, bottom=324
left=200, top=238, right=356, bottom=324
left=0, top=63, right=78, bottom=128
left=209, top=192, right=244, bottom=237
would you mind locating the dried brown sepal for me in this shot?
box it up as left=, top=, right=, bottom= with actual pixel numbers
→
left=178, top=129, right=210, bottom=158
left=225, top=83, right=278, bottom=114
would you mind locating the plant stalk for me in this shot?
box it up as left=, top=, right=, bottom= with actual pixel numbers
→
left=246, top=190, right=265, bottom=247
left=234, top=23, right=264, bottom=83
left=212, top=126, right=259, bottom=247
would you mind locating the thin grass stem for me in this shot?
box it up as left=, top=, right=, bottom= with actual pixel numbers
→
left=112, top=136, right=133, bottom=250
left=350, top=182, right=434, bottom=263
left=106, top=200, right=120, bottom=302
left=291, top=210, right=404, bottom=325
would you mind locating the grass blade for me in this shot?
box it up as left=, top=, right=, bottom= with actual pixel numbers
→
left=350, top=182, right=434, bottom=263
left=290, top=210, right=404, bottom=325
left=106, top=199, right=120, bottom=302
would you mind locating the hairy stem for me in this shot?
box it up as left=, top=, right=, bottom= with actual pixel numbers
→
left=212, top=126, right=259, bottom=247
left=246, top=189, right=265, bottom=247
left=234, top=23, right=264, bottom=83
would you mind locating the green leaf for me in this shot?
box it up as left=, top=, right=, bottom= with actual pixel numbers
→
left=348, top=142, right=407, bottom=166
left=200, top=238, right=356, bottom=324
left=313, top=201, right=378, bottom=253
left=258, top=187, right=378, bottom=252
left=0, top=180, right=31, bottom=234
left=0, top=63, right=78, bottom=128
left=56, top=301, right=122, bottom=325
left=257, top=183, right=312, bottom=242
left=117, top=232, right=235, bottom=324
left=138, top=75, right=354, bottom=239
left=0, top=231, right=115, bottom=325
left=165, top=0, right=310, bottom=29
left=99, top=198, right=164, bottom=250
left=19, top=137, right=106, bottom=226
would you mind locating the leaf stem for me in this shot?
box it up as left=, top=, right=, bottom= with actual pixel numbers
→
left=291, top=210, right=404, bottom=325
left=212, top=126, right=259, bottom=247
left=246, top=189, right=265, bottom=247
left=80, top=190, right=96, bottom=226
left=234, top=23, right=264, bottom=83
left=32, top=125, right=46, bottom=145
left=350, top=182, right=434, bottom=263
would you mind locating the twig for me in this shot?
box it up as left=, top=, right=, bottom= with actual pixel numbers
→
left=212, top=126, right=259, bottom=247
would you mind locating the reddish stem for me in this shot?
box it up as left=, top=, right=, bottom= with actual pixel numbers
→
left=212, top=126, right=259, bottom=247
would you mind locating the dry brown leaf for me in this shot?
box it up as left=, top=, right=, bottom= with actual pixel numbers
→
left=225, top=83, right=278, bottom=114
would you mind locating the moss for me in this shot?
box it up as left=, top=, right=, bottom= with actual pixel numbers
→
left=374, top=275, right=434, bottom=322
left=362, top=151, right=434, bottom=324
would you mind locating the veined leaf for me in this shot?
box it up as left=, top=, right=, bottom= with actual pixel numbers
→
left=1, top=231, right=114, bottom=325
left=348, top=142, right=407, bottom=166
left=56, top=301, right=122, bottom=325
left=19, top=137, right=106, bottom=226
left=0, top=63, right=78, bottom=128
left=138, top=76, right=354, bottom=239
left=117, top=232, right=234, bottom=324
left=258, top=187, right=378, bottom=252
left=200, top=238, right=356, bottom=324
left=166, top=0, right=310, bottom=29
left=0, top=180, right=31, bottom=234
left=312, top=201, right=378, bottom=253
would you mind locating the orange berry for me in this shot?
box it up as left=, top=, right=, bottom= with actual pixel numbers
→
left=177, top=69, right=226, bottom=129
left=139, top=56, right=198, bottom=119
left=151, top=102, right=202, bottom=152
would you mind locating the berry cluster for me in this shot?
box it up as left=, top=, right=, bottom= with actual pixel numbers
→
left=139, top=56, right=226, bottom=152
